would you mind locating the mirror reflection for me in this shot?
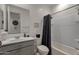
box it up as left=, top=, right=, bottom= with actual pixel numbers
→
left=0, top=9, right=3, bottom=29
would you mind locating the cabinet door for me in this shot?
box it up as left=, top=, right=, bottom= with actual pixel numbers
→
left=18, top=46, right=34, bottom=55
left=5, top=46, right=34, bottom=55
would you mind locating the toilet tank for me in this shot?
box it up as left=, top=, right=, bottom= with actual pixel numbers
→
left=34, top=37, right=41, bottom=46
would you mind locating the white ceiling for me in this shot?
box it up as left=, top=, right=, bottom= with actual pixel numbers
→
left=27, top=4, right=58, bottom=8
left=29, top=4, right=58, bottom=6
left=14, top=4, right=58, bottom=9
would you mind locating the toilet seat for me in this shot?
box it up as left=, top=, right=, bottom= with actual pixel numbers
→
left=37, top=45, right=49, bottom=52
left=37, top=45, right=49, bottom=55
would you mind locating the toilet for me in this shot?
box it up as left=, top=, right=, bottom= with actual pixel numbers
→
left=36, top=38, right=49, bottom=55
left=37, top=45, right=49, bottom=55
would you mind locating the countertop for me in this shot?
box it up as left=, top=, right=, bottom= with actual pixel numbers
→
left=1, top=37, right=35, bottom=46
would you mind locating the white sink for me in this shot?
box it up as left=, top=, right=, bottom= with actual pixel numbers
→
left=1, top=37, right=35, bottom=46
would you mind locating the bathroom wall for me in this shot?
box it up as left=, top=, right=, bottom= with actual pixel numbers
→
left=29, top=5, right=52, bottom=45
left=51, top=4, right=79, bottom=49
left=14, top=4, right=52, bottom=45
left=29, top=5, right=51, bottom=36
left=14, top=5, right=51, bottom=34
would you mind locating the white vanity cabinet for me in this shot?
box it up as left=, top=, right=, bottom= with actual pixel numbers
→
left=0, top=40, right=35, bottom=55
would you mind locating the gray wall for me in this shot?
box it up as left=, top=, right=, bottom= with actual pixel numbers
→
left=51, top=4, right=79, bottom=48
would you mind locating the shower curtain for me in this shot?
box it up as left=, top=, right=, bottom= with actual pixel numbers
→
left=41, top=14, right=52, bottom=55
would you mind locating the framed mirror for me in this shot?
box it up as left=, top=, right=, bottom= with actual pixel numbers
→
left=6, top=4, right=30, bottom=34
left=0, top=9, right=3, bottom=29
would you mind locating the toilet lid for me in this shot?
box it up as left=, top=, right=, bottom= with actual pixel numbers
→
left=37, top=45, right=49, bottom=51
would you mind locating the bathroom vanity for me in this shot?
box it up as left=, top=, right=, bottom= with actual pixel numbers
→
left=0, top=37, right=35, bottom=55
left=0, top=4, right=35, bottom=55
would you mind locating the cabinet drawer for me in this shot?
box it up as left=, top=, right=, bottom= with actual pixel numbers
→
left=17, top=40, right=34, bottom=47
left=0, top=40, right=34, bottom=52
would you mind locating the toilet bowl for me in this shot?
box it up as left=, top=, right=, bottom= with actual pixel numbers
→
left=37, top=45, right=49, bottom=55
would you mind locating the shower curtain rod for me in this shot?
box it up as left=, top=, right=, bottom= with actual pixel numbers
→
left=51, top=4, right=79, bottom=16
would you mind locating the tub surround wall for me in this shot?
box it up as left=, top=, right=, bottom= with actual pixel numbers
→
left=51, top=4, right=76, bottom=14
left=51, top=4, right=79, bottom=54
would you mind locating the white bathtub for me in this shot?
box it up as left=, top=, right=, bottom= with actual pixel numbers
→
left=52, top=41, right=79, bottom=55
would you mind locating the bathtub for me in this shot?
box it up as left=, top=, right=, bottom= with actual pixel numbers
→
left=52, top=41, right=79, bottom=55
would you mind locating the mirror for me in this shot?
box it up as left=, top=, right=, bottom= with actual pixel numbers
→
left=8, top=11, right=21, bottom=34
left=0, top=9, right=3, bottom=30
left=0, top=4, right=30, bottom=35
left=0, top=10, right=4, bottom=29
left=5, top=4, right=30, bottom=34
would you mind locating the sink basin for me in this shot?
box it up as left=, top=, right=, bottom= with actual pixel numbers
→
left=1, top=37, right=35, bottom=46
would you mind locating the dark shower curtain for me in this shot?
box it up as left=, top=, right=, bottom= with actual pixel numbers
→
left=41, top=14, right=52, bottom=55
